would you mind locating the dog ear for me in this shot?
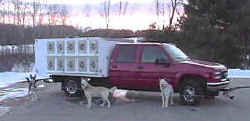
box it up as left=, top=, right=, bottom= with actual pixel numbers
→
left=30, top=74, right=37, bottom=80
left=165, top=79, right=171, bottom=83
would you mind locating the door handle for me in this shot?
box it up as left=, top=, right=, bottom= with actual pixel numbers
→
left=137, top=66, right=144, bottom=69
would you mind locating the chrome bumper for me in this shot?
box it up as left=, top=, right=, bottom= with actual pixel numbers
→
left=207, top=79, right=230, bottom=90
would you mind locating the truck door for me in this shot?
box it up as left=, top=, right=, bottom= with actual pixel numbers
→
left=137, top=45, right=176, bottom=91
left=109, top=45, right=139, bottom=89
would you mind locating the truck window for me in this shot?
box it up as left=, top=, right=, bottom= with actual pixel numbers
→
left=164, top=44, right=189, bottom=62
left=115, top=45, right=137, bottom=63
left=141, top=46, right=168, bottom=63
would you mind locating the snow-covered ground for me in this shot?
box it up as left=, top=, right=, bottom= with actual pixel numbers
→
left=0, top=72, right=30, bottom=89
left=0, top=88, right=28, bottom=102
left=228, top=69, right=250, bottom=78
left=0, top=72, right=48, bottom=102
left=0, top=72, right=49, bottom=89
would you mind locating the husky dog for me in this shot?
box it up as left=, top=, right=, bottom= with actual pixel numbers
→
left=81, top=78, right=117, bottom=108
left=25, top=74, right=39, bottom=101
left=159, top=78, right=174, bottom=108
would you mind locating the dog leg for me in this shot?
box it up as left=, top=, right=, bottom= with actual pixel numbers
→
left=87, top=96, right=92, bottom=109
left=161, top=93, right=165, bottom=108
left=34, top=90, right=39, bottom=101
left=165, top=95, right=169, bottom=108
left=170, top=92, right=174, bottom=105
left=106, top=98, right=111, bottom=108
left=31, top=92, right=35, bottom=102
left=100, top=99, right=105, bottom=107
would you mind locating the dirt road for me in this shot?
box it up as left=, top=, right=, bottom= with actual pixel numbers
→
left=1, top=78, right=250, bottom=121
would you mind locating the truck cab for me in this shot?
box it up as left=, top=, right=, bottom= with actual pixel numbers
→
left=109, top=43, right=230, bottom=104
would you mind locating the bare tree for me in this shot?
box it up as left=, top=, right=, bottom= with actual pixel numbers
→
left=11, top=0, right=22, bottom=25
left=168, top=0, right=183, bottom=27
left=155, top=0, right=160, bottom=25
left=0, top=0, right=12, bottom=24
left=30, top=0, right=43, bottom=27
left=154, top=0, right=183, bottom=29
left=6, top=0, right=12, bottom=24
left=59, top=5, right=68, bottom=26
left=118, top=1, right=128, bottom=16
left=103, top=0, right=111, bottom=29
left=20, top=0, right=29, bottom=26
left=0, top=0, right=6, bottom=24
left=58, top=4, right=69, bottom=36
left=36, top=0, right=48, bottom=26
left=155, top=0, right=168, bottom=29
left=47, top=4, right=61, bottom=25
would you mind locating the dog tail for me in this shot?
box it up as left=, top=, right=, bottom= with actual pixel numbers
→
left=109, top=86, right=117, bottom=94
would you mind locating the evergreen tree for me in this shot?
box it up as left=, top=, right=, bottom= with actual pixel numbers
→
left=179, top=0, right=250, bottom=68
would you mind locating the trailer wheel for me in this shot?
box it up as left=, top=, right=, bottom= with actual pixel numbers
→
left=64, top=79, right=80, bottom=96
left=179, top=78, right=205, bottom=105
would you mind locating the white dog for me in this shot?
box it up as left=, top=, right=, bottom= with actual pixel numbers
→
left=159, top=78, right=174, bottom=108
left=81, top=78, right=116, bottom=108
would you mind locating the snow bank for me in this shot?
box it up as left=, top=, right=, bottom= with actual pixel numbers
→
left=0, top=72, right=48, bottom=102
left=228, top=69, right=250, bottom=78
left=0, top=72, right=30, bottom=89
left=0, top=72, right=49, bottom=89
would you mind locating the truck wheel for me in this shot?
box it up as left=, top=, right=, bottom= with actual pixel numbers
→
left=64, top=79, right=80, bottom=96
left=179, top=79, right=204, bottom=105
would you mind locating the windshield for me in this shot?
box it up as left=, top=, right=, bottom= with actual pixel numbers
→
left=164, top=44, right=190, bottom=62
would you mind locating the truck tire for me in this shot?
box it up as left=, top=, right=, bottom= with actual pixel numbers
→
left=64, top=79, right=81, bottom=96
left=179, top=78, right=204, bottom=105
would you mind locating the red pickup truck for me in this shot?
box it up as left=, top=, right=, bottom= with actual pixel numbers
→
left=108, top=43, right=230, bottom=104
left=40, top=38, right=229, bottom=105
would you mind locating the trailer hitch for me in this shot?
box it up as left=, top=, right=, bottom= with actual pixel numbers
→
left=220, top=86, right=250, bottom=100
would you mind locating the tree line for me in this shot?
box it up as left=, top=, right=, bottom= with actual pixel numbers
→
left=0, top=0, right=69, bottom=26
left=0, top=24, right=83, bottom=45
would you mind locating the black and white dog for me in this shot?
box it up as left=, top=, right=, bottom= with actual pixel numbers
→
left=25, top=74, right=39, bottom=101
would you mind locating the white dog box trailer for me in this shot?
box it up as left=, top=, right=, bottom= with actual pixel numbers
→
left=35, top=37, right=137, bottom=95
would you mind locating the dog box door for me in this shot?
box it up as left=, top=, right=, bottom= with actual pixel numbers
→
left=66, top=56, right=76, bottom=72
left=47, top=56, right=55, bottom=71
left=78, top=57, right=87, bottom=72
left=89, top=57, right=98, bottom=73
